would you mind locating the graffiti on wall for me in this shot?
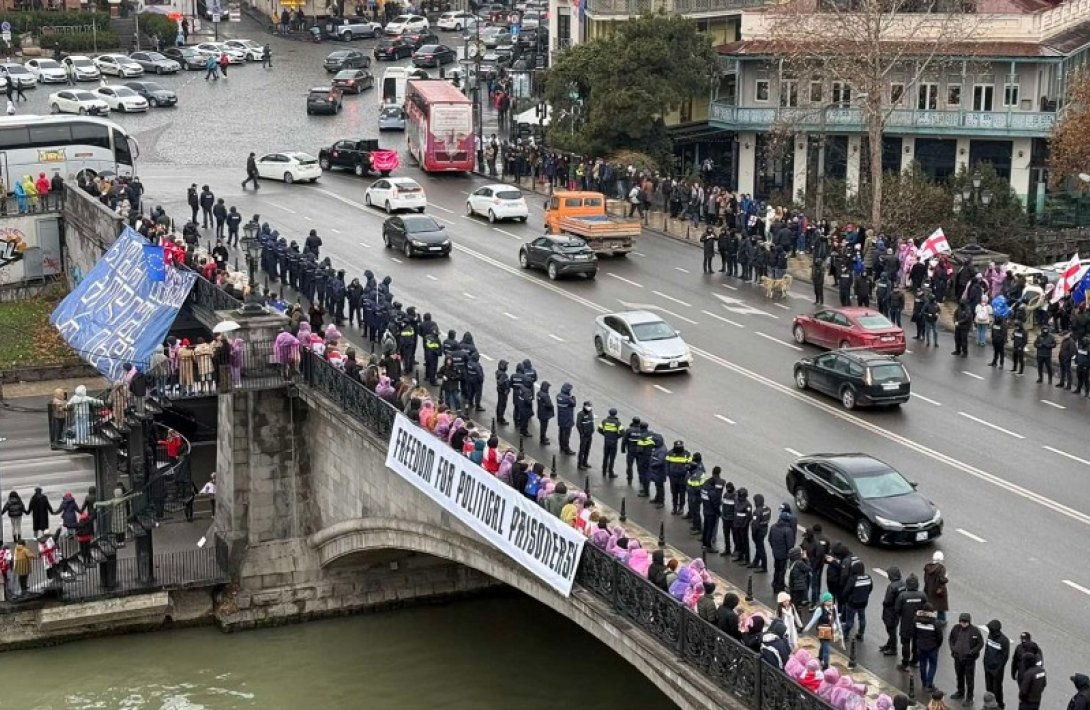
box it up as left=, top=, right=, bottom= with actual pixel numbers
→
left=0, top=218, right=63, bottom=286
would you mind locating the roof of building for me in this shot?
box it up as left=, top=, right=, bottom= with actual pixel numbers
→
left=1041, top=18, right=1090, bottom=53
left=716, top=39, right=1063, bottom=58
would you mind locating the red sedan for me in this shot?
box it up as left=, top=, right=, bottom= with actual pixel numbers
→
left=791, top=306, right=906, bottom=355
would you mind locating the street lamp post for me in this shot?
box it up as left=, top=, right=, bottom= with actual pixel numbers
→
left=952, top=170, right=993, bottom=241
left=240, top=220, right=259, bottom=287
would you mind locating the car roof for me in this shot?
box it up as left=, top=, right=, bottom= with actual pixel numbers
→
left=827, top=348, right=903, bottom=365
left=389, top=177, right=420, bottom=185
left=803, top=453, right=895, bottom=476
left=612, top=310, right=664, bottom=326
left=282, top=151, right=313, bottom=158
left=541, top=234, right=587, bottom=247
left=481, top=183, right=519, bottom=191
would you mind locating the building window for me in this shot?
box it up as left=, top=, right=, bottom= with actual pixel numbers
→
left=831, top=81, right=851, bottom=106
left=809, top=80, right=823, bottom=104
left=917, top=83, right=938, bottom=110
left=1004, top=81, right=1019, bottom=107
left=973, top=84, right=994, bottom=111
left=755, top=79, right=770, bottom=102
left=947, top=84, right=961, bottom=108
left=890, top=83, right=905, bottom=106
left=780, top=79, right=798, bottom=107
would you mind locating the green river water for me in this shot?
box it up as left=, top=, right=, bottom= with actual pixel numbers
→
left=0, top=595, right=677, bottom=709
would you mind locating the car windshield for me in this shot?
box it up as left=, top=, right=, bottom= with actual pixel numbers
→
left=329, top=52, right=351, bottom=58
left=380, top=106, right=402, bottom=117
left=419, top=45, right=438, bottom=52
left=853, top=469, right=915, bottom=500
left=114, top=87, right=137, bottom=97
left=72, top=58, right=94, bottom=66
left=37, top=60, right=61, bottom=69
left=496, top=190, right=522, bottom=200
left=857, top=314, right=896, bottom=331
left=556, top=242, right=589, bottom=254
left=75, top=92, right=97, bottom=101
left=869, top=363, right=906, bottom=383
left=5, top=65, right=30, bottom=74
left=631, top=321, right=676, bottom=342
left=403, top=216, right=441, bottom=232
left=393, top=180, right=421, bottom=192
left=143, top=52, right=166, bottom=60
left=118, top=57, right=139, bottom=65
left=140, top=82, right=165, bottom=91
left=335, top=70, right=359, bottom=78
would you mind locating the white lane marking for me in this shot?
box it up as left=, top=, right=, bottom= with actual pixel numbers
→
left=265, top=202, right=297, bottom=214
left=715, top=414, right=736, bottom=425
left=701, top=310, right=745, bottom=328
left=616, top=300, right=698, bottom=325
left=652, top=290, right=692, bottom=308
left=961, top=370, right=984, bottom=381
left=957, top=411, right=1025, bottom=439
left=1040, top=399, right=1066, bottom=410
left=872, top=568, right=889, bottom=579
left=606, top=273, right=644, bottom=288
left=427, top=202, right=454, bottom=213
left=425, top=274, right=438, bottom=281
left=548, top=333, right=565, bottom=342
left=479, top=353, right=495, bottom=362
left=911, top=392, right=942, bottom=406
left=956, top=528, right=988, bottom=543
left=774, top=303, right=791, bottom=310
left=302, top=215, right=313, bottom=221
left=1043, top=445, right=1090, bottom=467
left=503, top=312, right=519, bottom=320
left=463, top=292, right=476, bottom=300
left=493, top=228, right=521, bottom=240
left=460, top=215, right=477, bottom=222
left=713, top=292, right=778, bottom=318
left=722, top=283, right=739, bottom=291
left=343, top=202, right=1090, bottom=532
left=358, top=241, right=373, bottom=249
left=632, top=252, right=647, bottom=257
left=330, top=228, right=342, bottom=234
left=390, top=257, right=403, bottom=263
left=433, top=216, right=456, bottom=225
left=755, top=331, right=804, bottom=351
left=784, top=447, right=802, bottom=457
left=904, top=349, right=914, bottom=354
left=597, top=357, right=616, bottom=367
left=1062, top=579, right=1090, bottom=596
left=653, top=384, right=672, bottom=394
left=675, top=267, right=690, bottom=273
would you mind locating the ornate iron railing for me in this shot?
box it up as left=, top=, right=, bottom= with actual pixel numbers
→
left=299, top=349, right=397, bottom=440
left=189, top=272, right=244, bottom=312
left=575, top=544, right=832, bottom=710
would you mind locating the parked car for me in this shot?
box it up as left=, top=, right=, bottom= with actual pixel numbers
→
left=124, top=80, right=178, bottom=107
left=0, top=63, right=38, bottom=87
left=466, top=184, right=528, bottom=223
left=385, top=14, right=429, bottom=34
left=318, top=138, right=399, bottom=176
left=94, top=85, right=149, bottom=112
left=324, top=49, right=369, bottom=72
left=24, top=58, right=67, bottom=83
left=373, top=38, right=413, bottom=61
left=49, top=89, right=109, bottom=115
left=365, top=177, right=426, bottom=213
left=793, top=348, right=911, bottom=410
left=480, top=26, right=511, bottom=47
left=324, top=15, right=381, bottom=40
left=519, top=234, right=597, bottom=280
left=306, top=86, right=343, bottom=115
left=792, top=306, right=906, bottom=355
left=253, top=152, right=322, bottom=183
left=63, top=55, right=101, bottom=81
left=93, top=54, right=144, bottom=77
left=127, top=51, right=180, bottom=74
left=332, top=68, right=374, bottom=93
left=593, top=311, right=692, bottom=374
left=378, top=104, right=406, bottom=130
left=224, top=39, right=265, bottom=60
left=437, top=11, right=473, bottom=30
left=382, top=214, right=451, bottom=258
left=411, top=44, right=456, bottom=67
left=785, top=453, right=942, bottom=546
left=400, top=31, right=440, bottom=51
left=162, top=47, right=206, bottom=70
left=195, top=43, right=246, bottom=63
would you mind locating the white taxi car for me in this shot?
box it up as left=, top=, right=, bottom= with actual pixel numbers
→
left=365, top=177, right=427, bottom=214
left=94, top=85, right=149, bottom=112
left=224, top=39, right=264, bottom=61
left=195, top=42, right=247, bottom=64
left=254, top=152, right=322, bottom=183
left=466, top=184, right=528, bottom=223
left=384, top=14, right=429, bottom=34
left=93, top=54, right=144, bottom=77
left=593, top=310, right=693, bottom=374
left=25, top=58, right=68, bottom=83
left=49, top=89, right=110, bottom=115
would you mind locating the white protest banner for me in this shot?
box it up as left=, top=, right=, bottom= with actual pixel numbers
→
left=385, top=414, right=585, bottom=597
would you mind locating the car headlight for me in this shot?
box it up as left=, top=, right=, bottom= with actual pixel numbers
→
left=874, top=516, right=904, bottom=530
left=441, top=239, right=450, bottom=246
left=930, top=509, right=942, bottom=525
left=411, top=239, right=426, bottom=246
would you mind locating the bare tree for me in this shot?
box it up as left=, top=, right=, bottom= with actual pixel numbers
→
left=757, top=0, right=981, bottom=232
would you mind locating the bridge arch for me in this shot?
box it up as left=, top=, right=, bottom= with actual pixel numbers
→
left=309, top=518, right=728, bottom=710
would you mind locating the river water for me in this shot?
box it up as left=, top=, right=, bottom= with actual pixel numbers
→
left=2, top=594, right=676, bottom=710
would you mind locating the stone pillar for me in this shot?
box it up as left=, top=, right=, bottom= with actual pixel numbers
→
left=955, top=137, right=971, bottom=175
left=1010, top=137, right=1032, bottom=206
left=737, top=132, right=757, bottom=196
left=900, top=136, right=916, bottom=172
left=793, top=138, right=808, bottom=204
left=846, top=135, right=862, bottom=197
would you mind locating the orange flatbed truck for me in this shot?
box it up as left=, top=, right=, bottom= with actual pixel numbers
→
left=543, top=190, right=641, bottom=256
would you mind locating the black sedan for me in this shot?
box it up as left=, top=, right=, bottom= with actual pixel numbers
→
left=785, top=453, right=943, bottom=546
left=411, top=44, right=456, bottom=67
left=519, top=234, right=598, bottom=280
left=324, top=50, right=369, bottom=73
left=374, top=38, right=413, bottom=61
left=123, top=81, right=177, bottom=107
left=332, top=68, right=374, bottom=93
left=162, top=46, right=206, bottom=71
left=382, top=214, right=451, bottom=258
left=306, top=86, right=343, bottom=115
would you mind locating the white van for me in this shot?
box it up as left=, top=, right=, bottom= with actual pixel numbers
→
left=380, top=66, right=411, bottom=106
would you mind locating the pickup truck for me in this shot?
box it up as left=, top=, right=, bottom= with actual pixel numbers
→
left=544, top=190, right=641, bottom=255
left=317, top=139, right=401, bottom=177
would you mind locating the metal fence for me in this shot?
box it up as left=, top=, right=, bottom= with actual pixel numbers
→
left=300, top=349, right=397, bottom=439
left=0, top=190, right=66, bottom=217
left=60, top=543, right=229, bottom=603
left=189, top=272, right=245, bottom=313
left=576, top=544, right=832, bottom=710
left=158, top=338, right=297, bottom=399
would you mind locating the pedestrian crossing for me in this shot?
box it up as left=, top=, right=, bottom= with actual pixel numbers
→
left=0, top=397, right=96, bottom=543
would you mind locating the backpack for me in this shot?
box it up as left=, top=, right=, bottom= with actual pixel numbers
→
left=524, top=471, right=542, bottom=498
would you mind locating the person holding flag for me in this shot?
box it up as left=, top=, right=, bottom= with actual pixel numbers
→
left=1051, top=254, right=1087, bottom=304
left=916, top=227, right=951, bottom=261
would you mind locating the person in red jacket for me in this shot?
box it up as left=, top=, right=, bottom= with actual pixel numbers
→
left=75, top=511, right=94, bottom=564
left=159, top=429, right=183, bottom=463
left=35, top=172, right=51, bottom=209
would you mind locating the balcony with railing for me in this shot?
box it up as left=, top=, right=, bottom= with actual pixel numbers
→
left=585, top=0, right=766, bottom=17
left=709, top=102, right=1056, bottom=137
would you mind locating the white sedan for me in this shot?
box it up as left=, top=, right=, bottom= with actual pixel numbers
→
left=365, top=177, right=427, bottom=214
left=224, top=39, right=264, bottom=60
left=385, top=14, right=429, bottom=34
left=466, top=184, right=528, bottom=223
left=94, top=86, right=149, bottom=112
left=94, top=54, right=144, bottom=77
left=49, top=89, right=110, bottom=115
left=195, top=43, right=247, bottom=64
left=593, top=310, right=693, bottom=374
left=25, top=58, right=67, bottom=83
left=0, top=63, right=37, bottom=87
left=65, top=55, right=101, bottom=81
left=254, top=152, right=322, bottom=183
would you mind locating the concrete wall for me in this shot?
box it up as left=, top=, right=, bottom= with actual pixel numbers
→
left=61, top=184, right=123, bottom=289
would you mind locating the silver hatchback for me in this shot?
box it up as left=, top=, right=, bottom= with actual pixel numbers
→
left=593, top=311, right=693, bottom=374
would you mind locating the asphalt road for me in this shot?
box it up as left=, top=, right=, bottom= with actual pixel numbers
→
left=36, top=16, right=1090, bottom=698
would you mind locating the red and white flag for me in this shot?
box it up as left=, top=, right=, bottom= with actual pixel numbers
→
left=916, top=228, right=951, bottom=261
left=1051, top=253, right=1088, bottom=303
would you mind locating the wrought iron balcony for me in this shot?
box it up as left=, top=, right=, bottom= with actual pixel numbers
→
left=709, top=102, right=1056, bottom=137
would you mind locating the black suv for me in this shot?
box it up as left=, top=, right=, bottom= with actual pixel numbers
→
left=793, top=348, right=910, bottom=410
left=519, top=234, right=598, bottom=280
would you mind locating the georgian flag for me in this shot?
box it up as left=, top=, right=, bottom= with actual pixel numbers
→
left=916, top=228, right=951, bottom=261
left=1051, top=253, right=1088, bottom=303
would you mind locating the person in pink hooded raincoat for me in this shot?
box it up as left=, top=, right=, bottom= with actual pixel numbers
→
left=817, top=667, right=841, bottom=703
left=668, top=564, right=694, bottom=602
left=375, top=375, right=396, bottom=404
left=495, top=450, right=516, bottom=486
left=828, top=675, right=866, bottom=710
left=627, top=545, right=652, bottom=577
left=798, top=659, right=823, bottom=693
left=785, top=648, right=812, bottom=680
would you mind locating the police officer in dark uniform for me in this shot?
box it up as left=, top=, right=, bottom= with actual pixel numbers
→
left=749, top=493, right=772, bottom=572
left=397, top=311, right=417, bottom=370
left=647, top=433, right=666, bottom=509
left=465, top=353, right=485, bottom=412
left=313, top=260, right=329, bottom=306
left=1075, top=337, right=1090, bottom=396
left=302, top=254, right=318, bottom=303
left=732, top=488, right=753, bottom=565
left=633, top=422, right=654, bottom=498
left=514, top=367, right=534, bottom=438
left=1011, top=321, right=1028, bottom=374
left=274, top=236, right=288, bottom=283
left=331, top=270, right=347, bottom=324
left=812, top=258, right=825, bottom=305
left=686, top=453, right=709, bottom=533
left=347, top=278, right=363, bottom=328
left=536, top=381, right=554, bottom=445
left=719, top=482, right=736, bottom=558
left=494, top=360, right=511, bottom=425
left=664, top=441, right=690, bottom=515
left=701, top=466, right=725, bottom=552
left=622, top=417, right=642, bottom=486
left=575, top=401, right=594, bottom=470
left=287, top=241, right=302, bottom=292
left=304, top=229, right=322, bottom=258
left=838, top=264, right=854, bottom=307
left=597, top=408, right=622, bottom=478
left=555, top=383, right=577, bottom=455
